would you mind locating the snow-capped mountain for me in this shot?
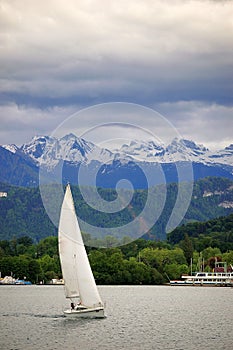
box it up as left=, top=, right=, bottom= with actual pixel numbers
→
left=4, top=136, right=233, bottom=167
left=1, top=134, right=233, bottom=187
left=114, top=140, right=165, bottom=162
left=2, top=144, right=19, bottom=154
left=19, top=134, right=114, bottom=170
left=207, top=144, right=233, bottom=164
left=115, top=138, right=233, bottom=166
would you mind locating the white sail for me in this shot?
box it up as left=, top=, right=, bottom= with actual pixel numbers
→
left=58, top=184, right=103, bottom=308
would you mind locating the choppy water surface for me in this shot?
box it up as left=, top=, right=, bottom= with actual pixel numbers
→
left=0, top=285, right=232, bottom=350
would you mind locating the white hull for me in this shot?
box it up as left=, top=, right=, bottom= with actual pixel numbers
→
left=170, top=280, right=233, bottom=287
left=170, top=271, right=233, bottom=287
left=64, top=306, right=105, bottom=318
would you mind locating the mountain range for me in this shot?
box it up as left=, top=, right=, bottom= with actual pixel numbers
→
left=1, top=134, right=233, bottom=188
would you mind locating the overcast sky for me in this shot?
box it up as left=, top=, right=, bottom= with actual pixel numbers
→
left=0, top=0, right=232, bottom=149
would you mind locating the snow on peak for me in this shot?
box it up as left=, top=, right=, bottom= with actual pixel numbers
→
left=179, top=139, right=208, bottom=152
left=116, top=139, right=165, bottom=162
left=2, top=144, right=19, bottom=154
left=112, top=138, right=233, bottom=165
left=208, top=143, right=233, bottom=165
left=225, top=144, right=233, bottom=151
left=19, top=134, right=114, bottom=170
left=20, top=135, right=56, bottom=160
left=3, top=135, right=233, bottom=169
left=166, top=138, right=206, bottom=152
left=164, top=138, right=209, bottom=162
left=114, top=138, right=209, bottom=163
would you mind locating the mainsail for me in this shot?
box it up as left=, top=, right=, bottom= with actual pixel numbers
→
left=58, top=184, right=103, bottom=307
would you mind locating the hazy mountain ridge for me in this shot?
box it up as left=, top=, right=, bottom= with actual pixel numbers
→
left=1, top=134, right=233, bottom=187
left=3, top=134, right=233, bottom=167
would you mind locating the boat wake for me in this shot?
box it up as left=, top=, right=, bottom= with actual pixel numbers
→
left=1, top=312, right=65, bottom=319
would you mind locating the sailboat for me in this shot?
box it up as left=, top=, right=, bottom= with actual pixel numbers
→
left=58, top=184, right=105, bottom=318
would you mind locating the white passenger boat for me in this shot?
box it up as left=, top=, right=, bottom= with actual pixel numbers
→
left=170, top=263, right=233, bottom=287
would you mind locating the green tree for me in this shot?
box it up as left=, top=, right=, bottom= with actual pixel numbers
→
left=139, top=248, right=159, bottom=268
left=202, top=247, right=221, bottom=260
left=164, top=263, right=188, bottom=280
left=222, top=251, right=233, bottom=266
left=124, top=259, right=151, bottom=284
left=37, top=237, right=58, bottom=258
left=38, top=254, right=60, bottom=282
left=181, top=233, right=194, bottom=265
left=28, top=259, right=42, bottom=283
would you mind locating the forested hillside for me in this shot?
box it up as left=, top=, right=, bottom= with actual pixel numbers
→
left=168, top=213, right=233, bottom=252
left=0, top=177, right=232, bottom=242
left=0, top=212, right=233, bottom=284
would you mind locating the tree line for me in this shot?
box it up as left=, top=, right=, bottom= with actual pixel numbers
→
left=0, top=229, right=232, bottom=285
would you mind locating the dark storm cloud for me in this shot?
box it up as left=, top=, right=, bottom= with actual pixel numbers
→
left=0, top=0, right=232, bottom=146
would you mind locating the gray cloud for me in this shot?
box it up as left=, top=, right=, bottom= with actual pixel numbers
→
left=0, top=101, right=232, bottom=151
left=156, top=101, right=233, bottom=149
left=0, top=103, right=78, bottom=145
left=0, top=0, right=232, bottom=146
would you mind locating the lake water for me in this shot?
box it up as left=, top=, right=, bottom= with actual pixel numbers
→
left=0, top=285, right=232, bottom=350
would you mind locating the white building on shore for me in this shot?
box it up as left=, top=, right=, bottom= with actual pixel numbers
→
left=0, top=192, right=7, bottom=198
